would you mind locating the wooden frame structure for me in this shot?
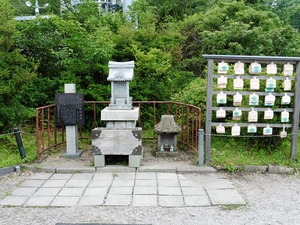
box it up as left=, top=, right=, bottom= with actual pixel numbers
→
left=203, top=55, right=300, bottom=163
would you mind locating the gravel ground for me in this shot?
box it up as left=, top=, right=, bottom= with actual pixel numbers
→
left=0, top=171, right=299, bottom=225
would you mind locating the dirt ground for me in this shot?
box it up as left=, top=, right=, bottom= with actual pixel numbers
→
left=31, top=139, right=198, bottom=168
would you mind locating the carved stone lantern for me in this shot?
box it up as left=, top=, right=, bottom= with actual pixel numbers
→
left=154, top=115, right=181, bottom=156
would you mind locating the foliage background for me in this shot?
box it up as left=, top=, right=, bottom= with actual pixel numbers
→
left=1, top=0, right=300, bottom=133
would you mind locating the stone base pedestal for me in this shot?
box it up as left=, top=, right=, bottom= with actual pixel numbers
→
left=94, top=154, right=143, bottom=168
left=156, top=151, right=179, bottom=157
left=129, top=154, right=143, bottom=167
left=101, top=107, right=140, bottom=129
left=92, top=127, right=143, bottom=168
left=61, top=150, right=83, bottom=158
left=101, top=107, right=139, bottom=121
left=94, top=155, right=105, bottom=167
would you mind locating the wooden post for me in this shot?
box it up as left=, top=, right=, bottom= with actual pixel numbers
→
left=291, top=62, right=300, bottom=159
left=205, top=59, right=214, bottom=163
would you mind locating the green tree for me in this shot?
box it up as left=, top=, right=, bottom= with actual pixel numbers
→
left=268, top=0, right=300, bottom=29
left=179, top=0, right=300, bottom=77
left=237, top=0, right=300, bottom=29
left=0, top=0, right=36, bottom=132
left=111, top=0, right=194, bottom=101
left=16, top=5, right=118, bottom=107
left=148, top=0, right=218, bottom=22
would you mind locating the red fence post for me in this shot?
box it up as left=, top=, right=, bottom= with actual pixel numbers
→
left=47, top=108, right=51, bottom=148
left=138, top=102, right=141, bottom=127
left=54, top=106, right=57, bottom=149
left=36, top=101, right=202, bottom=159
left=36, top=108, right=40, bottom=160
left=93, top=102, right=97, bottom=128
left=187, top=107, right=190, bottom=148
left=153, top=101, right=156, bottom=138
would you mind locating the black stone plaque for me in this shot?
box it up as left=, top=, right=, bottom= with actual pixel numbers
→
left=55, top=93, right=85, bottom=126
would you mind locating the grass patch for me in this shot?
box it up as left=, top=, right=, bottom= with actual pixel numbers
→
left=211, top=136, right=300, bottom=169
left=220, top=205, right=245, bottom=211
left=0, top=129, right=37, bottom=168
left=1, top=127, right=300, bottom=170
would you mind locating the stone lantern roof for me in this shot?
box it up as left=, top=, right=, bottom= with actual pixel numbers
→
left=155, top=115, right=181, bottom=134
left=107, top=61, right=135, bottom=81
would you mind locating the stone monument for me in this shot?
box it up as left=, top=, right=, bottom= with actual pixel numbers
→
left=55, top=84, right=84, bottom=158
left=92, top=61, right=143, bottom=167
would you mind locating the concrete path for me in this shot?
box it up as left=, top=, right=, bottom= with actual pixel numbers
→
left=0, top=171, right=245, bottom=207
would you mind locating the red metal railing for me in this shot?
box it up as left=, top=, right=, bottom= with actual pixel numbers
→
left=36, top=101, right=202, bottom=160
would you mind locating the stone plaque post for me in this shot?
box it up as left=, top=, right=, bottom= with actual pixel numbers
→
left=62, top=84, right=83, bottom=158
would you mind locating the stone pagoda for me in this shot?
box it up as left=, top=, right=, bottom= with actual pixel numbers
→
left=155, top=115, right=181, bottom=157
left=92, top=61, right=143, bottom=167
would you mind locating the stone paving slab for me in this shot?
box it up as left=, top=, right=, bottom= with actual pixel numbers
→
left=157, top=173, right=178, bottom=180
left=42, top=179, right=68, bottom=188
left=50, top=173, right=73, bottom=180
left=83, top=187, right=109, bottom=196
left=137, top=165, right=177, bottom=173
left=78, top=195, right=105, bottom=206
left=113, top=173, right=136, bottom=180
left=12, top=187, right=38, bottom=196
left=132, top=195, right=157, bottom=206
left=65, top=180, right=90, bottom=188
left=201, top=179, right=235, bottom=189
left=58, top=188, right=85, bottom=196
left=135, top=172, right=156, bottom=180
left=133, top=186, right=157, bottom=195
left=51, top=196, right=80, bottom=207
left=206, top=189, right=246, bottom=206
left=158, top=187, right=182, bottom=195
left=109, top=186, right=133, bottom=195
left=179, top=179, right=202, bottom=187
left=184, top=195, right=211, bottom=207
left=105, top=194, right=132, bottom=206
left=30, top=173, right=53, bottom=180
left=71, top=173, right=94, bottom=180
left=25, top=196, right=54, bottom=207
left=34, top=187, right=61, bottom=196
left=135, top=179, right=157, bottom=186
left=181, top=186, right=207, bottom=195
left=96, top=166, right=136, bottom=173
left=158, top=179, right=180, bottom=186
left=158, top=196, right=184, bottom=207
left=0, top=171, right=246, bottom=208
left=88, top=180, right=112, bottom=187
left=111, top=179, right=135, bottom=187
left=21, top=180, right=45, bottom=187
left=0, top=196, right=28, bottom=206
left=93, top=173, right=114, bottom=180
